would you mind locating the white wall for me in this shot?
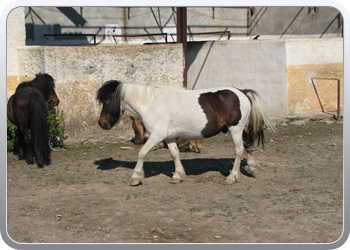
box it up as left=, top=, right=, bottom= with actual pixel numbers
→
left=187, top=40, right=288, bottom=117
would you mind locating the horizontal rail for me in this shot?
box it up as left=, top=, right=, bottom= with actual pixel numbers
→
left=44, top=34, right=97, bottom=44
left=112, top=33, right=168, bottom=43
left=170, top=31, right=231, bottom=41
left=44, top=31, right=231, bottom=44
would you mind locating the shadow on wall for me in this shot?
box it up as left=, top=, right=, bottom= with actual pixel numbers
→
left=187, top=41, right=215, bottom=90
left=25, top=7, right=91, bottom=45
left=56, top=7, right=87, bottom=27
left=25, top=24, right=91, bottom=45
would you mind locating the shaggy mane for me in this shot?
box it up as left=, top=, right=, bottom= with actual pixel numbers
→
left=97, top=81, right=184, bottom=111
left=16, top=73, right=56, bottom=101
left=96, top=80, right=122, bottom=103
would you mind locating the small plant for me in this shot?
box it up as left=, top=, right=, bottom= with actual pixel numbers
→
left=47, top=105, right=68, bottom=148
left=7, top=118, right=18, bottom=152
left=7, top=104, right=68, bottom=152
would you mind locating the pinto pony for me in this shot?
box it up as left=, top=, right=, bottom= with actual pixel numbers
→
left=130, top=115, right=202, bottom=153
left=7, top=73, right=59, bottom=168
left=97, top=80, right=275, bottom=186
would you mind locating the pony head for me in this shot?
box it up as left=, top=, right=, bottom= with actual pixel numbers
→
left=34, top=73, right=60, bottom=107
left=97, top=80, right=123, bottom=130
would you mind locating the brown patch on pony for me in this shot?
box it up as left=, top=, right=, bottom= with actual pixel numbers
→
left=130, top=116, right=146, bottom=144
left=198, top=90, right=242, bottom=138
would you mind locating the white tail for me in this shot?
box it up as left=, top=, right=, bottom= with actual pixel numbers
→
left=243, top=89, right=277, bottom=148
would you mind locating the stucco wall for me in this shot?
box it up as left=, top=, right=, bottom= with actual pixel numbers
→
left=15, top=44, right=184, bottom=144
left=187, top=38, right=343, bottom=117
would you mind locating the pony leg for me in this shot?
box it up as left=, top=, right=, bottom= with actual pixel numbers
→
left=20, top=125, right=34, bottom=165
left=17, top=131, right=25, bottom=160
left=224, top=127, right=244, bottom=185
left=166, top=138, right=186, bottom=183
left=24, top=132, right=34, bottom=165
left=130, top=133, right=164, bottom=186
left=246, top=150, right=259, bottom=178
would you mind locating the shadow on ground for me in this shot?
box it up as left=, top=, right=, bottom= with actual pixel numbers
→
left=94, top=157, right=253, bottom=179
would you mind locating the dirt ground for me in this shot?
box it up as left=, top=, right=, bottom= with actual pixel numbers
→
left=6, top=115, right=343, bottom=244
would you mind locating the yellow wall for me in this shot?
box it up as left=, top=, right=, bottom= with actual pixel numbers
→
left=7, top=75, right=34, bottom=99
left=7, top=76, right=19, bottom=99
left=287, top=63, right=343, bottom=116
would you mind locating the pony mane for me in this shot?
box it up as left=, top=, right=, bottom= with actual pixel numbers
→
left=120, top=83, right=164, bottom=110
left=97, top=80, right=122, bottom=103
left=16, top=73, right=55, bottom=101
left=97, top=81, right=184, bottom=112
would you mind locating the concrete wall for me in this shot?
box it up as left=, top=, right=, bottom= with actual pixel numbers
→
left=15, top=44, right=184, bottom=144
left=7, top=7, right=26, bottom=96
left=24, top=7, right=342, bottom=45
left=248, top=7, right=343, bottom=39
left=187, top=38, right=343, bottom=117
left=187, top=40, right=288, bottom=117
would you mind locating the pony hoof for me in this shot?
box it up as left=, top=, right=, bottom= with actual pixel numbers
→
left=129, top=179, right=142, bottom=186
left=26, top=159, right=34, bottom=165
left=169, top=179, right=183, bottom=184
left=223, top=178, right=236, bottom=185
left=251, top=169, right=258, bottom=178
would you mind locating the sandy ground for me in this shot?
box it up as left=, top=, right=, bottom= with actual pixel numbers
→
left=6, top=115, right=343, bottom=244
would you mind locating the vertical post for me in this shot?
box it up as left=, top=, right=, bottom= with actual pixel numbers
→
left=337, top=79, right=340, bottom=120
left=177, top=7, right=187, bottom=88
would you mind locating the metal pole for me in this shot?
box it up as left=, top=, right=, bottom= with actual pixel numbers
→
left=177, top=7, right=187, bottom=88
left=337, top=79, right=340, bottom=120
left=311, top=78, right=341, bottom=120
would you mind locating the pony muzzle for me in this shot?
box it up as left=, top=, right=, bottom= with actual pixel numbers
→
left=98, top=120, right=112, bottom=130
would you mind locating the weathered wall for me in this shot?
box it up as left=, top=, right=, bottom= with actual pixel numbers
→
left=16, top=44, right=184, bottom=144
left=286, top=38, right=343, bottom=116
left=187, top=38, right=343, bottom=117
left=7, top=7, right=26, bottom=97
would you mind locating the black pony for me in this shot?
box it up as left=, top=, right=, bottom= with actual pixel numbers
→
left=7, top=73, right=60, bottom=168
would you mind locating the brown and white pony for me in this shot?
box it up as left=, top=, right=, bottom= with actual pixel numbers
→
left=130, top=115, right=202, bottom=153
left=97, top=80, right=275, bottom=186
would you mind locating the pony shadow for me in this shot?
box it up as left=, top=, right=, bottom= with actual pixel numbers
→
left=94, top=157, right=253, bottom=179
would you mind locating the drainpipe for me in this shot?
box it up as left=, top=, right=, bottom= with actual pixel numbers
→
left=177, top=7, right=187, bottom=88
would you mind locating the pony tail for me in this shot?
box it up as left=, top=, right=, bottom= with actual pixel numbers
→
left=29, top=94, right=51, bottom=167
left=243, top=90, right=276, bottom=148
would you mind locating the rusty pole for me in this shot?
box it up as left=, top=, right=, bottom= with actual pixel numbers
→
left=177, top=7, right=187, bottom=88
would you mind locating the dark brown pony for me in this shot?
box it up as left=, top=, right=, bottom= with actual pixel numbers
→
left=7, top=73, right=59, bottom=168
